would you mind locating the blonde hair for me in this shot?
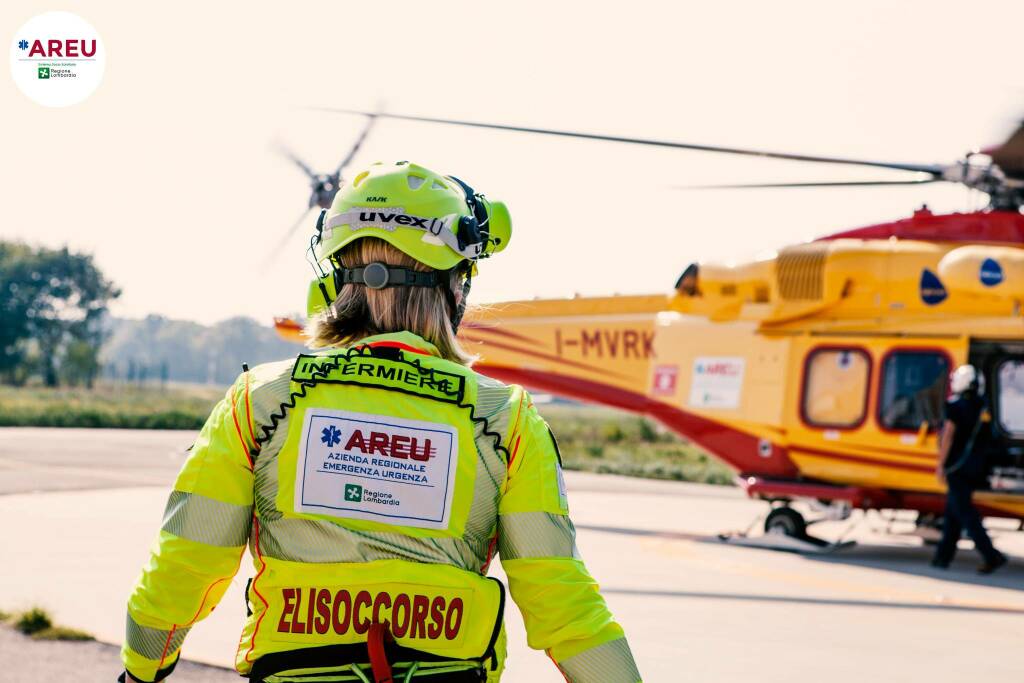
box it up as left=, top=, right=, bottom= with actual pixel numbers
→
left=305, top=238, right=472, bottom=365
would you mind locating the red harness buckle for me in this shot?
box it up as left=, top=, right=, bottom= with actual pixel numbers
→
left=367, top=621, right=395, bottom=683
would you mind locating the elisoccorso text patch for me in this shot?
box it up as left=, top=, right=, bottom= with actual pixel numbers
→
left=295, top=408, right=458, bottom=530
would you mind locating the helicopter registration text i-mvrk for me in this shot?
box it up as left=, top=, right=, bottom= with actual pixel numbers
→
left=275, top=110, right=1024, bottom=547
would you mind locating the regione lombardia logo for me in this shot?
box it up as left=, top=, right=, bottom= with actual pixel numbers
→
left=10, top=12, right=105, bottom=107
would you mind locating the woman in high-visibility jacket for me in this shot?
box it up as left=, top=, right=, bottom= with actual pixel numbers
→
left=120, top=162, right=641, bottom=683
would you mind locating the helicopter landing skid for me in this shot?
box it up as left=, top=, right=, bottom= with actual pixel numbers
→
left=715, top=505, right=859, bottom=554
left=716, top=528, right=857, bottom=554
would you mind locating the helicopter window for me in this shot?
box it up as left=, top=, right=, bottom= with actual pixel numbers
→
left=802, top=348, right=870, bottom=428
left=879, top=351, right=949, bottom=431
left=996, top=360, right=1024, bottom=436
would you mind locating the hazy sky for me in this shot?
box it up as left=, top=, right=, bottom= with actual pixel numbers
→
left=4, top=0, right=1024, bottom=324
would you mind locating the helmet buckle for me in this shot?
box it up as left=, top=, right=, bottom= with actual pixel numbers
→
left=363, top=262, right=390, bottom=289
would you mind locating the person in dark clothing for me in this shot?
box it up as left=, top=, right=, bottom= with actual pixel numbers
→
left=932, top=365, right=1008, bottom=574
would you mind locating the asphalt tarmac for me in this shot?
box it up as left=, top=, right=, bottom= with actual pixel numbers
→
left=0, top=625, right=234, bottom=682
left=2, top=427, right=1023, bottom=682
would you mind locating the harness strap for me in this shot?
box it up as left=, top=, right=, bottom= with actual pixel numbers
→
left=368, top=622, right=395, bottom=683
left=247, top=641, right=473, bottom=681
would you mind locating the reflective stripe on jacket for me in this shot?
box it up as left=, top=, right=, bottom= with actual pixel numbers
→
left=122, top=331, right=640, bottom=682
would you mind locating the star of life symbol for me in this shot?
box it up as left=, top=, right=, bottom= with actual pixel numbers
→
left=297, top=409, right=459, bottom=529
left=321, top=425, right=342, bottom=446
left=10, top=12, right=105, bottom=107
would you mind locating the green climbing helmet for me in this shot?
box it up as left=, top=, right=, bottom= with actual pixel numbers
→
left=315, top=161, right=511, bottom=270
left=305, top=161, right=511, bottom=319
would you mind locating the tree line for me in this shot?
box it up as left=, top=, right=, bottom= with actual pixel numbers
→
left=2, top=241, right=307, bottom=390
left=1, top=241, right=119, bottom=387
left=101, top=315, right=303, bottom=386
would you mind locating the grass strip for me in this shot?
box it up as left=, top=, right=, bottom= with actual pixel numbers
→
left=31, top=626, right=95, bottom=641
left=10, top=607, right=95, bottom=641
left=541, top=404, right=735, bottom=485
left=14, top=607, right=51, bottom=635
left=0, top=384, right=218, bottom=430
left=0, top=386, right=735, bottom=485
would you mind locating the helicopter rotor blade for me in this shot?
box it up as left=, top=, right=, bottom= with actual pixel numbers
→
left=274, top=142, right=318, bottom=180
left=262, top=207, right=313, bottom=268
left=986, top=120, right=1024, bottom=179
left=674, top=178, right=943, bottom=190
left=318, top=108, right=947, bottom=176
left=331, top=114, right=378, bottom=180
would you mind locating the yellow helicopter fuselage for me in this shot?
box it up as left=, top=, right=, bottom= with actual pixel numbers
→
left=459, top=210, right=1024, bottom=520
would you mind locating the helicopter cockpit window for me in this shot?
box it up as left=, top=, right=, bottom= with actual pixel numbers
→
left=996, top=360, right=1024, bottom=436
left=802, top=348, right=870, bottom=428
left=879, top=351, right=949, bottom=431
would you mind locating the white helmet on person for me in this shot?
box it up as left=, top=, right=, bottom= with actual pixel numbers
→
left=950, top=364, right=983, bottom=395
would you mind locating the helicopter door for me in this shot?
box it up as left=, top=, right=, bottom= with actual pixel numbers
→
left=968, top=340, right=1024, bottom=493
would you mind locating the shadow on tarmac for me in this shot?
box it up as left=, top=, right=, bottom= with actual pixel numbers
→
left=598, top=587, right=1024, bottom=614
left=576, top=523, right=1024, bottom=591
left=805, top=543, right=1024, bottom=592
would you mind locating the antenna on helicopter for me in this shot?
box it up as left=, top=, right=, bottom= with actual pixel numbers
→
left=264, top=114, right=378, bottom=265
left=318, top=108, right=1024, bottom=211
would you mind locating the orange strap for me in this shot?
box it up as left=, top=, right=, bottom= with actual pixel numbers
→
left=367, top=621, right=394, bottom=683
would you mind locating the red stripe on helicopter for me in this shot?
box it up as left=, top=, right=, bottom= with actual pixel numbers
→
left=461, top=322, right=545, bottom=347
left=462, top=335, right=630, bottom=380
left=817, top=208, right=1024, bottom=245
left=474, top=363, right=799, bottom=478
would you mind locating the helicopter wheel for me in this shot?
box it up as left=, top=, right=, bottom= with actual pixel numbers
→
left=764, top=506, right=808, bottom=539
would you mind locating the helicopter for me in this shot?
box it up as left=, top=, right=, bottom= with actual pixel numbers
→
left=275, top=109, right=1024, bottom=550
left=265, top=114, right=377, bottom=262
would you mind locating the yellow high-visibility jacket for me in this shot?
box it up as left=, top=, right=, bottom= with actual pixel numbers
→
left=122, top=332, right=640, bottom=682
